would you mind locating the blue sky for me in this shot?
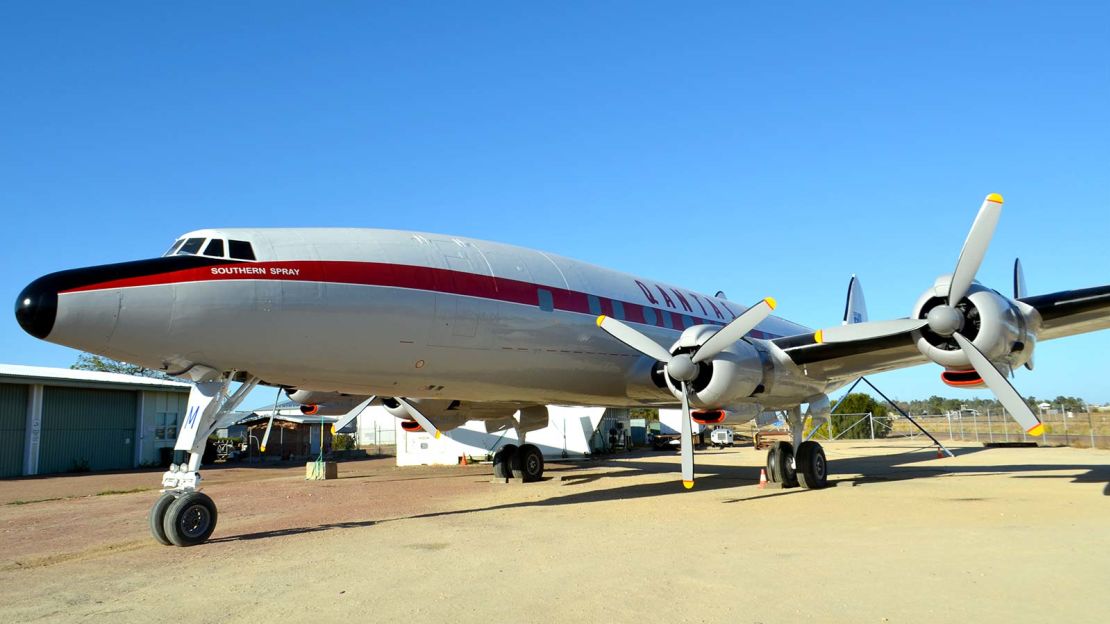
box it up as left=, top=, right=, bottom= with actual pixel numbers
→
left=2, top=2, right=1108, bottom=404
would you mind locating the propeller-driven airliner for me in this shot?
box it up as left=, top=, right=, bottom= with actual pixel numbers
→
left=14, top=194, right=1110, bottom=546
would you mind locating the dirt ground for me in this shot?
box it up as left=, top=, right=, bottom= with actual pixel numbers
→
left=1, top=440, right=1108, bottom=624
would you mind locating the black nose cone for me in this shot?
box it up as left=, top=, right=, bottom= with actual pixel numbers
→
left=15, top=276, right=58, bottom=339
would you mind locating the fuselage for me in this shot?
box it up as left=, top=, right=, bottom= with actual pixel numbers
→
left=16, top=228, right=815, bottom=407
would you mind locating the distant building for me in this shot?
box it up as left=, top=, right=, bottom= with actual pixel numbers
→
left=0, top=364, right=191, bottom=478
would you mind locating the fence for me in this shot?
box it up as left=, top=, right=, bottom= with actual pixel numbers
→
left=812, top=410, right=1110, bottom=449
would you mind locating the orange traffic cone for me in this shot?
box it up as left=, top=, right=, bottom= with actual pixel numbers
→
left=460, top=454, right=468, bottom=466
left=758, top=468, right=768, bottom=489
left=936, top=446, right=944, bottom=459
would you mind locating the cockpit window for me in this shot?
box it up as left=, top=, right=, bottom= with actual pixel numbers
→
left=178, top=238, right=205, bottom=255
left=203, top=239, right=225, bottom=257
left=228, top=240, right=256, bottom=261
left=165, top=239, right=185, bottom=256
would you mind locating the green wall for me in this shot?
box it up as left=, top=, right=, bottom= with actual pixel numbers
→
left=39, top=387, right=136, bottom=474
left=0, top=383, right=28, bottom=478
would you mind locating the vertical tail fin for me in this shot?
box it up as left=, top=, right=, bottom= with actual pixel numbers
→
left=843, top=275, right=868, bottom=325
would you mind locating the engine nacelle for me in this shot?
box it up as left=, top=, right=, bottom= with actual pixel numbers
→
left=911, top=277, right=1039, bottom=372
left=661, top=325, right=764, bottom=408
left=382, top=398, right=525, bottom=433
left=286, top=389, right=367, bottom=416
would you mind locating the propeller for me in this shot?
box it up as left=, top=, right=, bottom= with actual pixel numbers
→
left=259, top=386, right=282, bottom=453
left=597, top=297, right=777, bottom=488
left=331, top=396, right=376, bottom=435
left=393, top=397, right=442, bottom=439
left=813, top=193, right=1044, bottom=436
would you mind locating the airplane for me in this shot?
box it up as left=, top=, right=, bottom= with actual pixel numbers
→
left=13, top=193, right=1110, bottom=546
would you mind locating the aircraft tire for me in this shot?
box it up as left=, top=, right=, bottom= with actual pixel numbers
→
left=513, top=444, right=544, bottom=482
left=768, top=441, right=798, bottom=487
left=796, top=441, right=828, bottom=489
left=149, top=492, right=177, bottom=546
left=493, top=444, right=518, bottom=479
left=162, top=491, right=218, bottom=547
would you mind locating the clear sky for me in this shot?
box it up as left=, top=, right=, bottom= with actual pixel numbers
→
left=2, top=2, right=1108, bottom=405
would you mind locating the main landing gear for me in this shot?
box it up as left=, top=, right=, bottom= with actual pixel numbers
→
left=765, top=405, right=829, bottom=490
left=149, top=371, right=258, bottom=547
left=491, top=443, right=545, bottom=482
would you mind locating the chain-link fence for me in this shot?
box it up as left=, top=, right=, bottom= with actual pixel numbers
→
left=815, top=410, right=1110, bottom=449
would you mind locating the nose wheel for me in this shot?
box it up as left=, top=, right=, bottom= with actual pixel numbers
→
left=150, top=491, right=218, bottom=547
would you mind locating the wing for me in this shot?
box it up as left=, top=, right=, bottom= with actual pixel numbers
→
left=1020, top=284, right=1110, bottom=340
left=772, top=330, right=927, bottom=385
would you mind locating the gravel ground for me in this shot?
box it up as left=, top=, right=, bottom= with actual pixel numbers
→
left=1, top=441, right=1107, bottom=624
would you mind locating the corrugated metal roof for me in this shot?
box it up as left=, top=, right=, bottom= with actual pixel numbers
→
left=0, top=363, right=191, bottom=391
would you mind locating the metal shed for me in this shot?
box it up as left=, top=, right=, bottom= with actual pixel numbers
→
left=0, top=364, right=191, bottom=477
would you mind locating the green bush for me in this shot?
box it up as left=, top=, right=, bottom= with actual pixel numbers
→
left=809, top=393, right=891, bottom=440
left=332, top=433, right=357, bottom=451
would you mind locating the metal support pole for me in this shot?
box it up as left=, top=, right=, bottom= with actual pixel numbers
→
left=869, top=411, right=875, bottom=440
left=858, top=377, right=954, bottom=457
left=987, top=409, right=994, bottom=443
left=1089, top=410, right=1096, bottom=449
left=959, top=414, right=965, bottom=440
left=1062, top=406, right=1070, bottom=445
left=973, top=411, right=979, bottom=443
left=948, top=413, right=954, bottom=440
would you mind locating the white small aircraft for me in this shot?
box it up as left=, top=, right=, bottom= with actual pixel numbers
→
left=14, top=194, right=1110, bottom=546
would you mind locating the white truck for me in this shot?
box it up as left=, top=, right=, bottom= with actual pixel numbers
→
left=710, top=427, right=735, bottom=448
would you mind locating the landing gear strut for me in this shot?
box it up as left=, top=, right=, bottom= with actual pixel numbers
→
left=149, top=370, right=258, bottom=547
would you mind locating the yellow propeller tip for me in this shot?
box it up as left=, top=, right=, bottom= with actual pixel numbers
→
left=1027, top=423, right=1044, bottom=437
left=596, top=315, right=607, bottom=327
left=330, top=425, right=336, bottom=434
left=814, top=329, right=824, bottom=343
left=987, top=193, right=1004, bottom=204
left=260, top=446, right=266, bottom=453
left=434, top=430, right=442, bottom=439
left=682, top=480, right=695, bottom=490
left=764, top=296, right=777, bottom=310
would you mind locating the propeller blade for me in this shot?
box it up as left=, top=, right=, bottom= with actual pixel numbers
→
left=395, top=397, right=442, bottom=439
left=949, top=193, right=1003, bottom=306
left=952, top=333, right=1044, bottom=436
left=679, top=381, right=695, bottom=489
left=259, top=386, right=283, bottom=453
left=596, top=315, right=674, bottom=363
left=691, top=297, right=777, bottom=364
left=331, top=396, right=375, bottom=435
left=1014, top=258, right=1027, bottom=300
left=814, top=318, right=928, bottom=344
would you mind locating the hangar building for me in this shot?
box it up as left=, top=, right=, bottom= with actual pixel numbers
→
left=0, top=364, right=191, bottom=478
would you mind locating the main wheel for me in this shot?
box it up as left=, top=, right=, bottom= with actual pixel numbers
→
left=795, top=441, right=828, bottom=489
left=492, top=444, right=518, bottom=479
left=149, top=492, right=177, bottom=546
left=767, top=441, right=797, bottom=487
left=162, top=492, right=218, bottom=547
left=512, top=444, right=544, bottom=482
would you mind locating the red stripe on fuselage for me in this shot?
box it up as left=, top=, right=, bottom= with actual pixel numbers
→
left=60, top=260, right=780, bottom=337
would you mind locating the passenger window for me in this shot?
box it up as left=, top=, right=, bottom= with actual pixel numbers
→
left=203, top=239, right=225, bottom=257
left=228, top=240, right=256, bottom=261
left=537, top=289, right=554, bottom=312
left=661, top=311, right=673, bottom=329
left=587, top=295, right=602, bottom=316
left=178, top=238, right=205, bottom=255
left=643, top=306, right=657, bottom=325
left=164, top=239, right=184, bottom=256
left=612, top=301, right=625, bottom=320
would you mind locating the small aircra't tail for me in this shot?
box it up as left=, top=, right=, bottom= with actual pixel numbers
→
left=842, top=274, right=868, bottom=326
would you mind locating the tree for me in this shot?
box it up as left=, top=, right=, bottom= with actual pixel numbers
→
left=815, top=393, right=891, bottom=440
left=71, top=353, right=173, bottom=380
